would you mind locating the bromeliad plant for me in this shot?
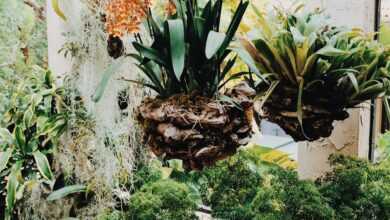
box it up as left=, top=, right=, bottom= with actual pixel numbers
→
left=98, top=0, right=254, bottom=170
left=0, top=68, right=67, bottom=219
left=238, top=9, right=390, bottom=141
left=130, top=0, right=249, bottom=98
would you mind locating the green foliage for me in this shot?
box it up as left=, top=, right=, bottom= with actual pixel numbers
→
left=0, top=0, right=47, bottom=119
left=318, top=155, right=390, bottom=220
left=378, top=131, right=390, bottom=161
left=241, top=8, right=390, bottom=126
left=0, top=68, right=67, bottom=219
left=47, top=184, right=87, bottom=201
left=98, top=210, right=126, bottom=220
left=187, top=148, right=333, bottom=220
left=251, top=168, right=334, bottom=220
left=207, top=155, right=263, bottom=219
left=131, top=0, right=249, bottom=98
left=131, top=160, right=163, bottom=192
left=128, top=179, right=199, bottom=220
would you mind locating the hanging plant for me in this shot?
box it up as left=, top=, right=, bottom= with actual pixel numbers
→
left=95, top=0, right=253, bottom=170
left=237, top=8, right=390, bottom=141
left=104, top=0, right=152, bottom=58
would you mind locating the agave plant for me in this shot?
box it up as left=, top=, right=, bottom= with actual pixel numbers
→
left=0, top=69, right=68, bottom=219
left=96, top=0, right=255, bottom=170
left=237, top=8, right=390, bottom=141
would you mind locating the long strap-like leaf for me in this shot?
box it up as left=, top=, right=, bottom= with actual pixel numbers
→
left=168, top=19, right=186, bottom=81
left=51, top=0, right=67, bottom=21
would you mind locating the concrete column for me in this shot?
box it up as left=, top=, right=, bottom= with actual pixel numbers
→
left=46, top=0, right=81, bottom=80
left=298, top=0, right=376, bottom=180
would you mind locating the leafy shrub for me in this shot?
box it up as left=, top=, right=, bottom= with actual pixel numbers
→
left=98, top=210, right=126, bottom=220
left=207, top=155, right=263, bottom=220
left=251, top=168, right=334, bottom=220
left=318, top=155, right=390, bottom=220
left=128, top=179, right=198, bottom=220
left=0, top=68, right=68, bottom=219
left=131, top=160, right=163, bottom=193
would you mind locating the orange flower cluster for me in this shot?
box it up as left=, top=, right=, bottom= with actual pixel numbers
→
left=105, top=0, right=152, bottom=37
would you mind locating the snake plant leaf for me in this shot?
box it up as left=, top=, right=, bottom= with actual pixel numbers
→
left=205, top=31, right=226, bottom=59
left=0, top=128, right=14, bottom=146
left=168, top=19, right=186, bottom=81
left=0, top=148, right=12, bottom=173
left=51, top=0, right=67, bottom=21
left=93, top=56, right=126, bottom=102
left=47, top=185, right=87, bottom=201
left=33, top=151, right=54, bottom=180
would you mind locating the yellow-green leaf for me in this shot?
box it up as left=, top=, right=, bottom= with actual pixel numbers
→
left=0, top=148, right=12, bottom=173
left=33, top=151, right=53, bottom=180
left=51, top=0, right=67, bottom=21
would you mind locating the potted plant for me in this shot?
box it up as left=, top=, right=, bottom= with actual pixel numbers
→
left=97, top=0, right=254, bottom=170
left=237, top=8, right=390, bottom=141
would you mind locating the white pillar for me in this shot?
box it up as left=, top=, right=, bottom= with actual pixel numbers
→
left=46, top=0, right=81, bottom=80
left=46, top=0, right=145, bottom=186
left=298, top=0, right=375, bottom=180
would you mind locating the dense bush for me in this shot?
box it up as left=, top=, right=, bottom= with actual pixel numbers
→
left=207, top=155, right=263, bottom=220
left=173, top=149, right=390, bottom=220
left=251, top=169, right=334, bottom=220
left=318, top=155, right=390, bottom=220
left=128, top=179, right=198, bottom=220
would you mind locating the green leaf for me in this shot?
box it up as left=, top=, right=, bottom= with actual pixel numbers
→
left=93, top=56, right=126, bottom=102
left=133, top=42, right=168, bottom=67
left=347, top=72, right=359, bottom=94
left=317, top=46, right=349, bottom=57
left=205, top=31, right=226, bottom=59
left=0, top=148, right=12, bottom=173
left=219, top=1, right=249, bottom=53
left=168, top=19, right=186, bottom=80
left=47, top=185, right=87, bottom=201
left=0, top=128, right=14, bottom=146
left=51, top=0, right=67, bottom=21
left=31, top=94, right=43, bottom=107
left=232, top=45, right=268, bottom=84
left=297, top=79, right=309, bottom=139
left=6, top=165, right=20, bottom=219
left=33, top=151, right=54, bottom=180
left=15, top=126, right=26, bottom=152
left=23, top=107, right=34, bottom=127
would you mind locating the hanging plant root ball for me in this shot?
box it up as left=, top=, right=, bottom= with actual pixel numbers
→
left=107, top=35, right=124, bottom=59
left=136, top=83, right=256, bottom=170
left=260, top=83, right=350, bottom=142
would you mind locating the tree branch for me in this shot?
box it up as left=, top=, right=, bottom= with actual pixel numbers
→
left=24, top=0, right=45, bottom=21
